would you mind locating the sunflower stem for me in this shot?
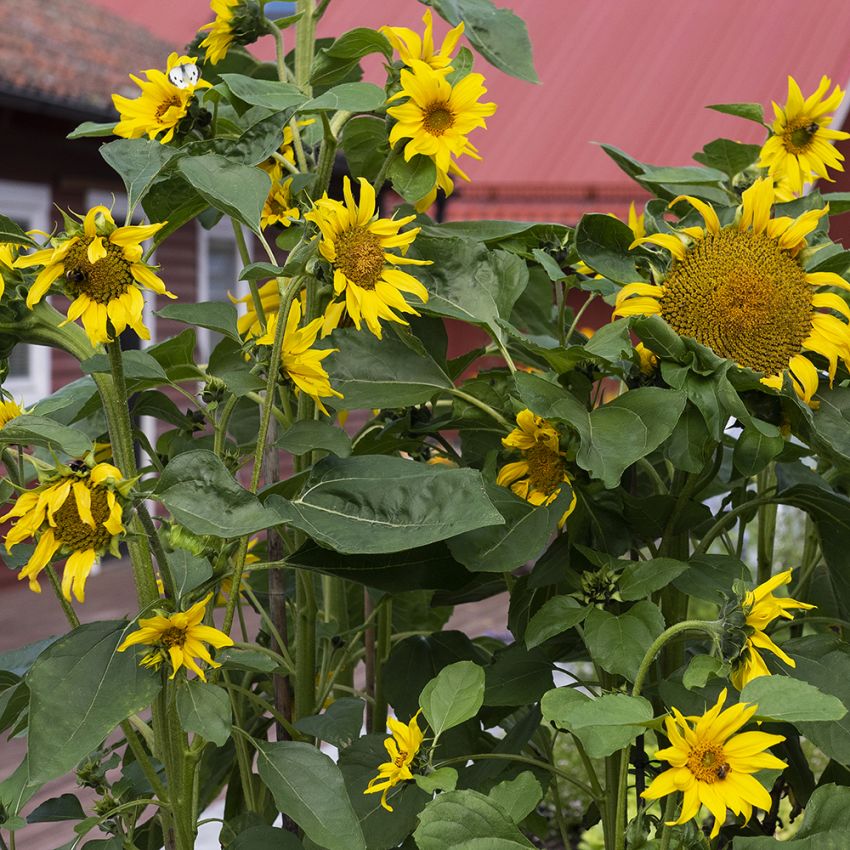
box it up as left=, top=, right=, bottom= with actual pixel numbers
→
left=658, top=793, right=678, bottom=850
left=294, top=569, right=317, bottom=721
left=213, top=394, right=238, bottom=457
left=136, top=503, right=178, bottom=602
left=372, top=148, right=399, bottom=197
left=447, top=387, right=513, bottom=430
left=757, top=465, right=777, bottom=584
left=371, top=597, right=391, bottom=734
left=294, top=0, right=316, bottom=95
left=44, top=565, right=80, bottom=628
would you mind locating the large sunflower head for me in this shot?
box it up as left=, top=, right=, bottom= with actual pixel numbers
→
left=496, top=409, right=577, bottom=526
left=387, top=60, right=496, bottom=174
left=643, top=690, right=786, bottom=838
left=614, top=178, right=850, bottom=403
left=758, top=75, right=850, bottom=195
left=113, top=53, right=210, bottom=145
left=364, top=711, right=424, bottom=812
left=1, top=460, right=131, bottom=602
left=380, top=9, right=465, bottom=72
left=304, top=176, right=431, bottom=339
left=729, top=569, right=814, bottom=690
left=14, top=205, right=176, bottom=347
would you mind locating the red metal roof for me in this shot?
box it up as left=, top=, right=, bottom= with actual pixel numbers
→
left=81, top=0, right=850, bottom=191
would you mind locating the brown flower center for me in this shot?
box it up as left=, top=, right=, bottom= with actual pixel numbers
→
left=155, top=96, right=184, bottom=121
left=422, top=103, right=455, bottom=136
left=525, top=442, right=566, bottom=495
left=161, top=627, right=187, bottom=648
left=63, top=237, right=133, bottom=304
left=661, top=228, right=813, bottom=376
left=782, top=118, right=820, bottom=155
left=687, top=741, right=730, bottom=784
left=53, top=483, right=113, bottom=553
left=334, top=226, right=386, bottom=290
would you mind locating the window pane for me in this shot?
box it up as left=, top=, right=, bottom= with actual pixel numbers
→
left=6, top=345, right=30, bottom=378
left=208, top=239, right=237, bottom=302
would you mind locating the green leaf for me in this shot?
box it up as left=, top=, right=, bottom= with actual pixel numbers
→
left=0, top=415, right=91, bottom=457
left=177, top=154, right=270, bottom=233
left=156, top=301, right=240, bottom=341
left=230, top=826, right=304, bottom=850
left=167, top=549, right=212, bottom=598
left=294, top=698, right=364, bottom=749
left=706, top=102, right=765, bottom=125
left=322, top=327, right=452, bottom=408
left=420, top=220, right=569, bottom=245
left=484, top=643, right=553, bottom=706
left=389, top=154, right=437, bottom=203
left=583, top=602, right=665, bottom=681
left=312, top=28, right=392, bottom=88
left=487, top=772, right=543, bottom=824
left=176, top=680, right=232, bottom=746
left=219, top=74, right=306, bottom=111
left=341, top=116, right=389, bottom=181
left=26, top=621, right=160, bottom=783
left=99, top=139, right=178, bottom=212
left=141, top=174, right=208, bottom=246
left=541, top=689, right=653, bottom=759
left=208, top=337, right=266, bottom=397
left=742, top=672, right=847, bottom=723
left=67, top=120, right=118, bottom=140
left=733, top=423, right=785, bottom=477
left=673, top=554, right=752, bottom=603
left=218, top=647, right=279, bottom=673
left=256, top=741, right=366, bottom=850
left=301, top=82, right=386, bottom=112
left=239, top=261, right=287, bottom=280
left=619, top=558, right=689, bottom=601
left=419, top=661, right=485, bottom=738
left=575, top=213, right=642, bottom=284
left=155, top=450, right=286, bottom=537
left=821, top=192, right=850, bottom=215
left=415, top=768, right=458, bottom=795
left=0, top=215, right=37, bottom=247
left=268, top=456, right=502, bottom=553
left=277, top=420, right=351, bottom=457
left=683, top=655, right=728, bottom=690
left=414, top=789, right=535, bottom=850
left=429, top=0, right=538, bottom=83
left=27, top=793, right=86, bottom=823
left=81, top=350, right=169, bottom=384
left=524, top=596, right=589, bottom=649
left=692, top=138, right=761, bottom=178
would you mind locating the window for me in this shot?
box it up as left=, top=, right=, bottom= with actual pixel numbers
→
left=1, top=180, right=52, bottom=402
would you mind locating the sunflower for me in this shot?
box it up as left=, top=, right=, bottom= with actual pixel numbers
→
left=0, top=242, right=21, bottom=301
left=1, top=462, right=129, bottom=603
left=15, top=205, right=175, bottom=347
left=261, top=178, right=300, bottom=230
left=0, top=398, right=24, bottom=429
left=614, top=178, right=850, bottom=404
left=259, top=121, right=314, bottom=183
left=118, top=592, right=234, bottom=681
left=255, top=296, right=343, bottom=415
left=496, top=409, right=577, bottom=525
left=644, top=689, right=787, bottom=838
left=576, top=203, right=645, bottom=276
left=380, top=9, right=465, bottom=72
left=305, top=176, right=430, bottom=339
left=387, top=60, right=496, bottom=175
left=758, top=75, right=850, bottom=195
left=113, top=53, right=210, bottom=144
left=364, top=711, right=424, bottom=812
left=730, top=569, right=813, bottom=690
left=198, top=0, right=240, bottom=64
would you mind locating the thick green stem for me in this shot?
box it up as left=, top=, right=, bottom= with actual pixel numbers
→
left=757, top=466, right=778, bottom=584
left=294, top=570, right=317, bottom=721
left=136, top=503, right=178, bottom=601
left=371, top=597, right=391, bottom=734
left=294, top=0, right=316, bottom=93
left=692, top=496, right=777, bottom=557
left=45, top=565, right=80, bottom=627
left=372, top=148, right=399, bottom=196
left=213, top=395, right=238, bottom=457
left=658, top=793, right=678, bottom=850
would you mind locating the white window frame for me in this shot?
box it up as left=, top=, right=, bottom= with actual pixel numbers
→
left=1, top=179, right=52, bottom=402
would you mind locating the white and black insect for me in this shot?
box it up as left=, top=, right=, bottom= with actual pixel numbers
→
left=168, top=63, right=200, bottom=89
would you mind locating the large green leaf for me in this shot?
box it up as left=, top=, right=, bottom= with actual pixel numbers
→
left=156, top=301, right=240, bottom=341
left=155, top=450, right=286, bottom=537
left=692, top=138, right=761, bottom=178
left=99, top=138, right=178, bottom=212
left=583, top=602, right=665, bottom=681
left=322, top=328, right=452, bottom=408
left=487, top=772, right=543, bottom=825
left=574, top=213, right=642, bottom=283
left=219, top=74, right=306, bottom=111
left=429, top=0, right=538, bottom=83
left=301, top=82, right=385, bottom=112
left=26, top=621, right=160, bottom=783
left=419, top=661, right=485, bottom=738
left=389, top=155, right=437, bottom=204
left=0, top=415, right=91, bottom=457
left=176, top=680, right=232, bottom=747
left=268, top=456, right=502, bottom=553
left=524, top=597, right=589, bottom=649
left=740, top=676, right=846, bottom=724
left=230, top=826, right=303, bottom=849
left=294, top=698, right=364, bottom=749
left=619, top=558, right=689, bottom=601
left=311, top=28, right=392, bottom=88
left=277, top=420, right=351, bottom=457
left=256, top=741, right=366, bottom=850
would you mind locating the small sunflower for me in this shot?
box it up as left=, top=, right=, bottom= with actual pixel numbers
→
left=387, top=60, right=496, bottom=175
left=0, top=242, right=21, bottom=301
left=759, top=75, right=850, bottom=195
left=118, top=592, right=234, bottom=681
left=615, top=178, right=850, bottom=404
left=113, top=53, right=210, bottom=144
left=364, top=711, right=424, bottom=812
left=255, top=296, right=343, bottom=415
left=496, top=409, right=577, bottom=525
left=15, top=205, right=175, bottom=347
left=305, top=176, right=430, bottom=339
left=729, top=569, right=813, bottom=690
left=0, top=398, right=24, bottom=429
left=261, top=178, right=300, bottom=231
left=576, top=203, right=645, bottom=276
left=380, top=9, right=465, bottom=72
left=644, top=689, right=787, bottom=838
left=198, top=0, right=239, bottom=64
left=259, top=121, right=314, bottom=183
left=1, top=461, right=129, bottom=602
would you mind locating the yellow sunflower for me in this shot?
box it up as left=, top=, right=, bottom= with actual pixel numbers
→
left=118, top=592, right=234, bottom=681
left=614, top=178, right=850, bottom=404
left=113, top=53, right=210, bottom=144
left=261, top=178, right=300, bottom=230
left=305, top=176, right=430, bottom=339
left=255, top=296, right=343, bottom=415
left=259, top=121, right=314, bottom=183
left=758, top=75, right=850, bottom=195
left=0, top=398, right=24, bottom=429
left=380, top=9, right=465, bottom=72
left=0, top=242, right=21, bottom=301
left=496, top=409, right=577, bottom=526
left=730, top=569, right=813, bottom=690
left=414, top=157, right=470, bottom=213
left=198, top=0, right=240, bottom=64
left=1, top=462, right=129, bottom=603
left=15, top=205, right=175, bottom=347
left=576, top=203, right=645, bottom=276
left=644, top=689, right=786, bottom=838
left=364, top=711, right=424, bottom=812
left=387, top=60, right=496, bottom=175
